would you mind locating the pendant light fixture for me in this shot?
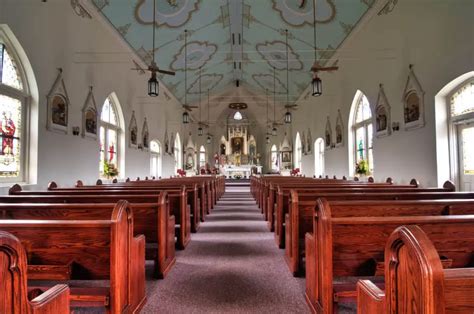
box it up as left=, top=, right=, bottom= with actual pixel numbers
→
left=272, top=67, right=278, bottom=136
left=285, top=29, right=292, bottom=124
left=311, top=0, right=338, bottom=96
left=206, top=89, right=211, bottom=144
left=311, top=0, right=322, bottom=97
left=148, top=0, right=159, bottom=97
left=198, top=66, right=203, bottom=136
left=182, top=29, right=190, bottom=124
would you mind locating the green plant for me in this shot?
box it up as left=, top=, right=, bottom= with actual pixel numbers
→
left=355, top=159, right=369, bottom=175
left=103, top=161, right=119, bottom=178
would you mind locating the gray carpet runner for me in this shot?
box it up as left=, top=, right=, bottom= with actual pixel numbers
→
left=142, top=183, right=308, bottom=313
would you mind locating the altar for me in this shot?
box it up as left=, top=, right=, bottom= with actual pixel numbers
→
left=217, top=112, right=262, bottom=178
left=221, top=165, right=262, bottom=178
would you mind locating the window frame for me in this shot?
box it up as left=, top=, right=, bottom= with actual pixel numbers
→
left=352, top=93, right=374, bottom=174
left=314, top=138, right=325, bottom=178
left=199, top=145, right=206, bottom=168
left=150, top=139, right=162, bottom=178
left=447, top=79, right=474, bottom=187
left=0, top=39, right=30, bottom=184
left=294, top=132, right=302, bottom=170
left=99, top=97, right=121, bottom=176
left=270, top=144, right=278, bottom=172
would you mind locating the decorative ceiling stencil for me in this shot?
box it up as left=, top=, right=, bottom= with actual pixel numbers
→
left=170, top=41, right=217, bottom=71
left=135, top=0, right=200, bottom=28
left=91, top=0, right=372, bottom=105
left=272, top=0, right=336, bottom=26
left=256, top=41, right=303, bottom=71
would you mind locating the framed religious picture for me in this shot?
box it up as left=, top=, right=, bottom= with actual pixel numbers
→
left=129, top=111, right=138, bottom=148
left=325, top=116, right=332, bottom=149
left=335, top=110, right=344, bottom=147
left=282, top=151, right=291, bottom=163
left=46, top=68, right=70, bottom=134
left=403, top=65, right=425, bottom=130
left=375, top=84, right=391, bottom=137
left=141, top=118, right=149, bottom=151
left=81, top=86, right=98, bottom=140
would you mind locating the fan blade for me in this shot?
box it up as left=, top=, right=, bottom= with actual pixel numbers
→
left=157, top=69, right=176, bottom=76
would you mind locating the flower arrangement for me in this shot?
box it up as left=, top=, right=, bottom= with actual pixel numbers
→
left=177, top=169, right=186, bottom=177
left=355, top=159, right=370, bottom=176
left=291, top=168, right=300, bottom=176
left=103, top=161, right=119, bottom=178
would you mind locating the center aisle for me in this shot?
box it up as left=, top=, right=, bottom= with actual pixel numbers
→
left=142, top=182, right=308, bottom=313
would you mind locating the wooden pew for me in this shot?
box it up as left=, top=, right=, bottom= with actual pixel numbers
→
left=274, top=181, right=454, bottom=249
left=304, top=199, right=474, bottom=313
left=0, top=231, right=70, bottom=314
left=0, top=199, right=175, bottom=279
left=357, top=225, right=474, bottom=313
left=8, top=185, right=191, bottom=250
left=0, top=201, right=146, bottom=313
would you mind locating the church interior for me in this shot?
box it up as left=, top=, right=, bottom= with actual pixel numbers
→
left=0, top=0, right=473, bottom=313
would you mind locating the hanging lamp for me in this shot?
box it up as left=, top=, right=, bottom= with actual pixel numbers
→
left=183, top=29, right=189, bottom=124
left=198, top=66, right=203, bottom=136
left=310, top=0, right=338, bottom=96
left=147, top=0, right=159, bottom=97
left=285, top=29, right=292, bottom=123
left=272, top=67, right=278, bottom=135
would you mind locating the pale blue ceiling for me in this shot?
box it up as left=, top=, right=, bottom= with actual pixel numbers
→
left=92, top=0, right=374, bottom=104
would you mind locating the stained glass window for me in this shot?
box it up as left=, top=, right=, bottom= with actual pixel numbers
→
left=462, top=127, right=474, bottom=175
left=451, top=81, right=474, bottom=118
left=314, top=139, right=325, bottom=177
left=294, top=133, right=302, bottom=170
left=0, top=95, right=22, bottom=177
left=174, top=133, right=182, bottom=173
left=0, top=44, right=23, bottom=91
left=0, top=39, right=27, bottom=181
left=271, top=144, right=279, bottom=172
left=99, top=96, right=120, bottom=176
left=353, top=93, right=374, bottom=174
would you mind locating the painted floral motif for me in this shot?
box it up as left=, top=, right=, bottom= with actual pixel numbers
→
left=272, top=0, right=336, bottom=26
left=170, top=41, right=217, bottom=71
left=187, top=74, right=223, bottom=94
left=252, top=74, right=287, bottom=94
left=135, top=0, right=199, bottom=28
left=256, top=41, right=303, bottom=71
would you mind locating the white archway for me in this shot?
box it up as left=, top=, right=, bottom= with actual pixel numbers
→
left=314, top=138, right=325, bottom=177
left=294, top=132, right=302, bottom=170
left=348, top=90, right=373, bottom=176
left=435, top=71, right=474, bottom=188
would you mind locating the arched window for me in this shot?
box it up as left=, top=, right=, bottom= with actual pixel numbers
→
left=314, top=138, right=325, bottom=177
left=199, top=145, right=206, bottom=168
left=99, top=96, right=121, bottom=176
left=150, top=140, right=162, bottom=178
left=349, top=92, right=374, bottom=175
left=449, top=80, right=474, bottom=191
left=271, top=144, right=279, bottom=172
left=174, top=133, right=182, bottom=173
left=0, top=32, right=31, bottom=182
left=294, top=132, right=302, bottom=170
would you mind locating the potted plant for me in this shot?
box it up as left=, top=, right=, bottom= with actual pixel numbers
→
left=355, top=159, right=370, bottom=177
left=103, top=161, right=119, bottom=179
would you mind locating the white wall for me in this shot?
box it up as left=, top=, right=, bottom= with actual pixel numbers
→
left=292, top=0, right=474, bottom=187
left=0, top=0, right=184, bottom=192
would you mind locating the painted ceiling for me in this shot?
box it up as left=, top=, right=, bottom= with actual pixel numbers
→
left=91, top=0, right=374, bottom=106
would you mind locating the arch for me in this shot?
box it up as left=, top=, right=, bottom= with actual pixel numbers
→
left=271, top=144, right=279, bottom=172
left=294, top=132, right=302, bottom=170
left=435, top=71, right=474, bottom=189
left=199, top=145, right=206, bottom=168
left=314, top=138, right=325, bottom=177
left=348, top=90, right=374, bottom=176
left=174, top=132, right=182, bottom=173
left=99, top=92, right=125, bottom=178
left=150, top=139, right=162, bottom=178
left=0, top=25, right=38, bottom=184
